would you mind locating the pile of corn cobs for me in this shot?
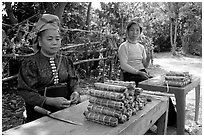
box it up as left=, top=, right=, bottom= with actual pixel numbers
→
left=83, top=80, right=148, bottom=127
left=164, top=71, right=192, bottom=87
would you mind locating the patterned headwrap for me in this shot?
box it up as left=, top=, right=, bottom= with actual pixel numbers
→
left=35, top=14, right=60, bottom=33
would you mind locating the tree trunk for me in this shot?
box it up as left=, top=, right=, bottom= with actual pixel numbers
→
left=173, top=18, right=178, bottom=55
left=169, top=3, right=180, bottom=56
left=54, top=2, right=67, bottom=22
left=84, top=2, right=92, bottom=76
left=86, top=2, right=92, bottom=30
left=181, top=35, right=189, bottom=54
left=5, top=2, right=18, bottom=25
left=170, top=20, right=174, bottom=53
left=170, top=18, right=177, bottom=56
left=44, top=2, right=55, bottom=14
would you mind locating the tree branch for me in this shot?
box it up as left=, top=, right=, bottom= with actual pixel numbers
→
left=86, top=2, right=92, bottom=30
left=55, top=2, right=67, bottom=22
left=5, top=2, right=18, bottom=25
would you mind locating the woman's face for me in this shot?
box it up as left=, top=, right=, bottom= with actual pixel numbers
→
left=127, top=24, right=141, bottom=41
left=39, top=29, right=61, bottom=56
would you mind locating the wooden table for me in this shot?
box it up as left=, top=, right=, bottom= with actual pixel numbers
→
left=138, top=75, right=200, bottom=135
left=3, top=94, right=169, bottom=135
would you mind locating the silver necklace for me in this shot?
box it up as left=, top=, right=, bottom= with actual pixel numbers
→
left=128, top=40, right=137, bottom=44
left=49, top=57, right=59, bottom=84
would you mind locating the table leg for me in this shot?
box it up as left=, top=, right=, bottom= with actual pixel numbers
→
left=195, top=84, right=200, bottom=123
left=157, top=98, right=169, bottom=135
left=175, top=93, right=186, bottom=135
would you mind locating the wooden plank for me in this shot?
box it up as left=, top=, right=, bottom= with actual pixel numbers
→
left=156, top=98, right=169, bottom=135
left=143, top=90, right=174, bottom=97
left=195, top=83, right=200, bottom=123
left=3, top=96, right=168, bottom=135
left=116, top=96, right=168, bottom=135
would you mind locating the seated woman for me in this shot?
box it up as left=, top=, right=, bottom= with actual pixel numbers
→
left=118, top=20, right=176, bottom=127
left=17, top=14, right=81, bottom=122
left=118, top=20, right=151, bottom=87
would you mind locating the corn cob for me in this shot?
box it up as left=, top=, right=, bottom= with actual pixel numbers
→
left=87, top=103, right=123, bottom=120
left=135, top=87, right=143, bottom=95
left=89, top=89, right=125, bottom=101
left=84, top=110, right=119, bottom=127
left=119, top=114, right=128, bottom=123
left=89, top=96, right=125, bottom=111
left=165, top=80, right=191, bottom=87
left=104, top=80, right=135, bottom=90
left=132, top=108, right=137, bottom=115
left=166, top=71, right=190, bottom=77
left=94, top=82, right=127, bottom=93
left=123, top=109, right=132, bottom=120
left=165, top=76, right=191, bottom=82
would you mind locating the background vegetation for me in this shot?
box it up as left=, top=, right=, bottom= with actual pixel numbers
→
left=2, top=2, right=202, bottom=53
left=2, top=2, right=202, bottom=79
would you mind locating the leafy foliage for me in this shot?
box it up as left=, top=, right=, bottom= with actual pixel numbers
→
left=2, top=2, right=202, bottom=82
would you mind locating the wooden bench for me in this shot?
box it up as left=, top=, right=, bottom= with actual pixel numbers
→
left=3, top=94, right=169, bottom=135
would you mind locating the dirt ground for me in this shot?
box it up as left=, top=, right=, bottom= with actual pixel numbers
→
left=2, top=52, right=202, bottom=135
left=147, top=52, right=202, bottom=135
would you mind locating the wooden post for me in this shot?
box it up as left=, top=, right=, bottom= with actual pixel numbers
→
left=102, top=59, right=106, bottom=82
left=108, top=58, right=112, bottom=79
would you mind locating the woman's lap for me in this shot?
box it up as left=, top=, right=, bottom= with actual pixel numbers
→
left=123, top=69, right=148, bottom=86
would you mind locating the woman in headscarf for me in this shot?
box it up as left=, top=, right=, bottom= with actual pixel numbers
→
left=17, top=14, right=81, bottom=122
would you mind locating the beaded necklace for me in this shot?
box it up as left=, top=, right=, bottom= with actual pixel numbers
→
left=49, top=57, right=59, bottom=84
left=127, top=40, right=137, bottom=44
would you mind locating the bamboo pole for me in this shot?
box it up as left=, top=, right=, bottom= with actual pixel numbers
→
left=2, top=53, right=33, bottom=58
left=61, top=42, right=100, bottom=51
left=73, top=56, right=114, bottom=65
left=2, top=74, right=18, bottom=82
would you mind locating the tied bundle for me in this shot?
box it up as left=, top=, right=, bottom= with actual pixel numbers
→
left=104, top=80, right=135, bottom=90
left=87, top=103, right=127, bottom=123
left=84, top=81, right=147, bottom=127
left=89, top=96, right=125, bottom=111
left=164, top=71, right=192, bottom=87
left=89, top=89, right=125, bottom=101
left=94, top=82, right=127, bottom=93
left=83, top=111, right=118, bottom=127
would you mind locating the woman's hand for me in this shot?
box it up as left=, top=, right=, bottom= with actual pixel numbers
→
left=137, top=71, right=149, bottom=79
left=45, top=97, right=71, bottom=109
left=70, top=92, right=80, bottom=104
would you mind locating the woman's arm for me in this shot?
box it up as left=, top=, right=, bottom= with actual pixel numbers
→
left=142, top=48, right=151, bottom=68
left=17, top=59, right=46, bottom=107
left=66, top=57, right=81, bottom=103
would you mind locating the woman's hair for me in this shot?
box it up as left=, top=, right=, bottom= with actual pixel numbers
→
left=31, top=32, right=41, bottom=51
left=126, top=21, right=142, bottom=33
left=36, top=31, right=43, bottom=50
